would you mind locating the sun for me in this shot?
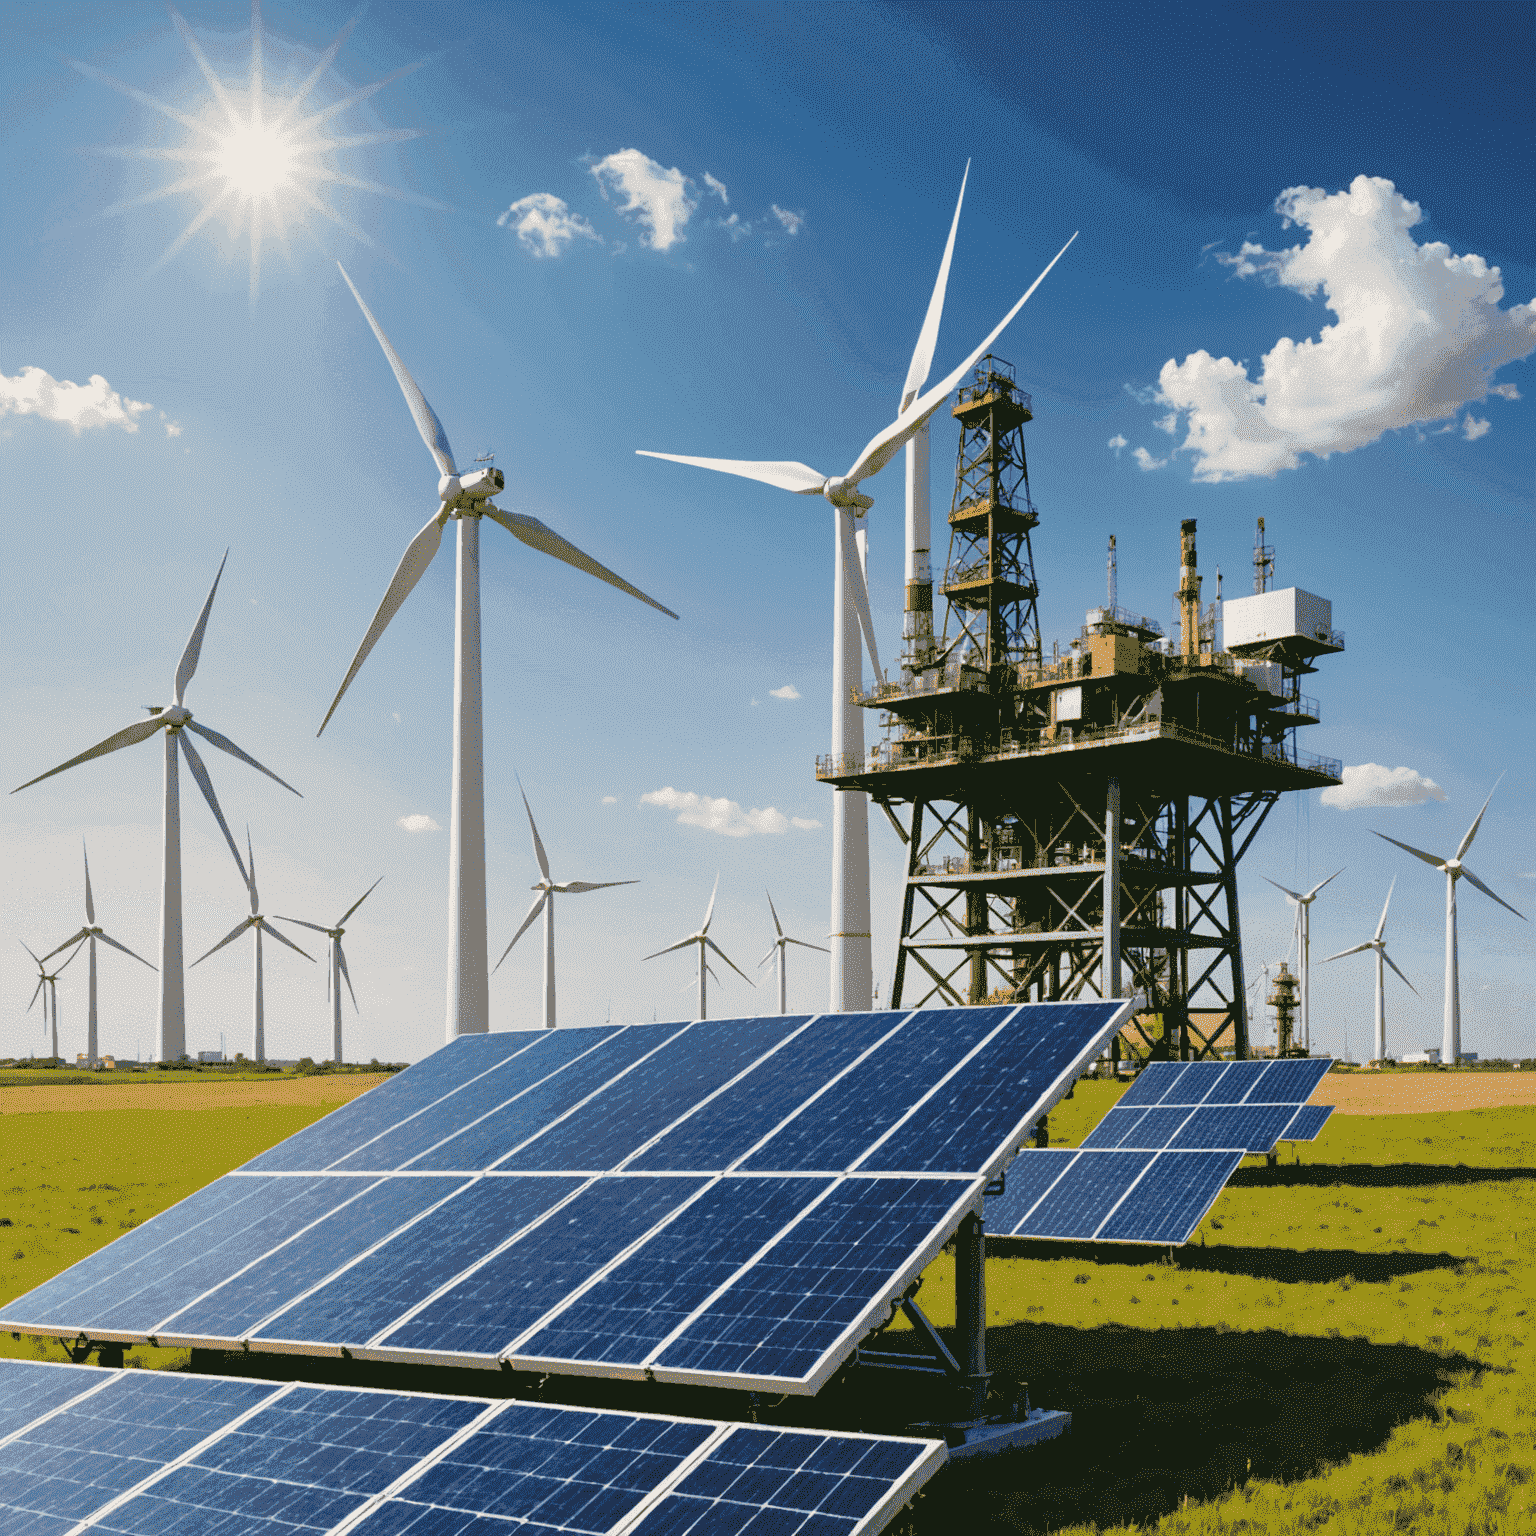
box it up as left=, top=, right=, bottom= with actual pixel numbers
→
left=76, top=3, right=443, bottom=303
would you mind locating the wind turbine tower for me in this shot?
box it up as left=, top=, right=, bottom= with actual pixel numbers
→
left=24, top=940, right=82, bottom=1064
left=1323, top=879, right=1417, bottom=1065
left=279, top=879, right=382, bottom=1065
left=643, top=877, right=754, bottom=1020
left=1262, top=869, right=1342, bottom=1053
left=760, top=891, right=829, bottom=1014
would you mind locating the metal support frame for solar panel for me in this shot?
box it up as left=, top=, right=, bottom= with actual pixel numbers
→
left=0, top=1001, right=1136, bottom=1462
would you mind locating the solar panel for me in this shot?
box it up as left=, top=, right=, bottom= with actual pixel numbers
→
left=0, top=1363, right=944, bottom=1536
left=1, top=1002, right=1131, bottom=1394
left=1281, top=1103, right=1334, bottom=1141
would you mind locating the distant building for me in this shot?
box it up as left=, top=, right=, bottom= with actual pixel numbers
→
left=1401, top=1048, right=1441, bottom=1065
left=197, top=1050, right=225, bottom=1063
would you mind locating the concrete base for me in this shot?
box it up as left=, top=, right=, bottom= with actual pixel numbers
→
left=928, top=1407, right=1072, bottom=1460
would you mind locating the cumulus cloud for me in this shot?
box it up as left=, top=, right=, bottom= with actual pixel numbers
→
left=1107, top=434, right=1128, bottom=456
left=1132, top=446, right=1167, bottom=471
left=1320, top=763, right=1447, bottom=811
left=703, top=172, right=729, bottom=204
left=1, top=366, right=153, bottom=433
left=1462, top=415, right=1491, bottom=441
left=590, top=149, right=696, bottom=251
left=719, top=212, right=751, bottom=242
left=497, top=192, right=601, bottom=258
left=397, top=813, right=441, bottom=833
left=601, top=795, right=617, bottom=805
left=1157, top=176, right=1536, bottom=481
left=640, top=786, right=817, bottom=838
left=790, top=816, right=822, bottom=831
left=769, top=684, right=800, bottom=700
left=770, top=204, right=804, bottom=236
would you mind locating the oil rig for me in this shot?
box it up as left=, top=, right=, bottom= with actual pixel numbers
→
left=818, top=357, right=1344, bottom=1060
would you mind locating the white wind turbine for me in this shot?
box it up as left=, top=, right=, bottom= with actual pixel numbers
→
left=320, top=265, right=677, bottom=1044
left=1262, top=868, right=1342, bottom=1053
left=493, top=782, right=637, bottom=1030
left=12, top=555, right=300, bottom=1060
left=759, top=890, right=829, bottom=1015
left=191, top=831, right=313, bottom=1063
left=640, top=213, right=1076, bottom=1012
left=40, top=841, right=156, bottom=1064
left=277, top=878, right=382, bottom=1067
left=1323, top=879, right=1417, bottom=1064
left=23, top=939, right=83, bottom=1064
left=643, top=876, right=754, bottom=1021
left=1374, top=781, right=1526, bottom=1064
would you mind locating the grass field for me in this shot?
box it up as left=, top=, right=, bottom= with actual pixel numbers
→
left=2, top=1074, right=1532, bottom=1534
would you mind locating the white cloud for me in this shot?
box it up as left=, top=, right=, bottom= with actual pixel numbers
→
left=601, top=795, right=617, bottom=805
left=790, top=816, right=822, bottom=832
left=769, top=684, right=800, bottom=700
left=1, top=366, right=153, bottom=433
left=769, top=204, right=803, bottom=236
left=1463, top=415, right=1491, bottom=441
left=590, top=149, right=695, bottom=251
left=1489, top=383, right=1521, bottom=401
left=640, top=786, right=817, bottom=838
left=1107, top=434, right=1127, bottom=456
left=719, top=212, right=751, bottom=242
left=161, top=412, right=182, bottom=438
left=1319, top=763, right=1447, bottom=811
left=703, top=172, right=728, bottom=205
left=497, top=192, right=601, bottom=258
left=1132, top=446, right=1167, bottom=471
left=1157, top=176, right=1536, bottom=481
left=397, top=813, right=441, bottom=833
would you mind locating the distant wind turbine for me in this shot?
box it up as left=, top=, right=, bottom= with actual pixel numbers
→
left=759, top=890, right=828, bottom=1014
left=493, top=782, right=636, bottom=1029
left=1374, top=780, right=1526, bottom=1063
left=643, top=875, right=754, bottom=1020
left=640, top=194, right=1076, bottom=1014
left=320, top=265, right=677, bottom=1045
left=279, top=878, right=383, bottom=1065
left=1262, top=868, right=1342, bottom=1052
left=191, top=831, right=313, bottom=1063
left=24, top=939, right=83, bottom=1064
left=1323, top=879, right=1417, bottom=1064
left=12, top=554, right=300, bottom=1061
left=40, top=841, right=155, bottom=1064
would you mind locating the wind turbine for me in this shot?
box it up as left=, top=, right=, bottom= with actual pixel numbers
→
left=759, top=890, right=828, bottom=1015
left=23, top=939, right=83, bottom=1064
left=640, top=202, right=1076, bottom=1012
left=40, top=841, right=156, bottom=1064
left=12, top=555, right=300, bottom=1061
left=278, top=877, right=382, bottom=1067
left=1374, top=781, right=1526, bottom=1063
left=191, top=831, right=313, bottom=1063
left=643, top=876, right=754, bottom=1021
left=1323, top=879, right=1417, bottom=1065
left=493, top=782, right=636, bottom=1030
left=319, top=264, right=677, bottom=1044
left=1262, top=868, right=1342, bottom=1052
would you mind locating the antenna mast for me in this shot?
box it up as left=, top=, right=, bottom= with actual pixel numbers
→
left=1107, top=534, right=1117, bottom=610
left=1253, top=517, right=1275, bottom=594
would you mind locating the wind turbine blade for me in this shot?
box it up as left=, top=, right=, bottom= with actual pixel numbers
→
left=1456, top=778, right=1503, bottom=861
left=1371, top=831, right=1448, bottom=871
left=1458, top=865, right=1528, bottom=921
left=765, top=889, right=785, bottom=939
left=20, top=941, right=41, bottom=965
left=843, top=529, right=884, bottom=683
left=336, top=262, right=457, bottom=477
left=178, top=732, right=250, bottom=886
left=190, top=917, right=256, bottom=966
left=702, top=873, right=721, bottom=934
left=842, top=231, right=1079, bottom=486
left=1382, top=950, right=1419, bottom=996
left=704, top=961, right=721, bottom=984
left=174, top=550, right=229, bottom=705
left=337, top=942, right=359, bottom=1011
left=901, top=160, right=969, bottom=412
left=93, top=930, right=156, bottom=969
left=12, top=716, right=165, bottom=794
left=1374, top=879, right=1396, bottom=942
left=758, top=947, right=776, bottom=969
left=28, top=978, right=44, bottom=1013
left=1304, top=867, right=1344, bottom=902
left=642, top=936, right=696, bottom=963
left=246, top=827, right=259, bottom=915
left=40, top=929, right=90, bottom=963
left=54, top=938, right=86, bottom=974
left=516, top=777, right=552, bottom=882
left=483, top=506, right=679, bottom=620
left=1321, top=941, right=1373, bottom=963
left=493, top=893, right=547, bottom=973
left=561, top=880, right=638, bottom=894
left=338, top=876, right=383, bottom=926
left=318, top=509, right=447, bottom=735
left=260, top=920, right=314, bottom=961
left=82, top=840, right=96, bottom=924
left=1262, top=875, right=1304, bottom=903
left=786, top=937, right=831, bottom=953
left=704, top=935, right=755, bottom=985
left=634, top=452, right=828, bottom=497
left=185, top=721, right=300, bottom=796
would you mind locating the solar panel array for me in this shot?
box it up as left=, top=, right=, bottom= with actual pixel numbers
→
left=1, top=1002, right=1129, bottom=1395
left=0, top=1358, right=943, bottom=1536
left=987, top=1056, right=1334, bottom=1244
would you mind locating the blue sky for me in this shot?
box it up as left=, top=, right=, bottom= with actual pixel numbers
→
left=2, top=0, right=1531, bottom=1065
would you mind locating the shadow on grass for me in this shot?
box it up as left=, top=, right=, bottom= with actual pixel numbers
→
left=187, top=1322, right=1477, bottom=1535
left=988, top=1237, right=1466, bottom=1285
left=1228, top=1162, right=1536, bottom=1189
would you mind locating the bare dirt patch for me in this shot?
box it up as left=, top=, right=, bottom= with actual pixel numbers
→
left=1310, top=1071, right=1536, bottom=1115
left=0, top=1075, right=388, bottom=1116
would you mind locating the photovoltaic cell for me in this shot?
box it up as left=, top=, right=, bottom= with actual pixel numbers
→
left=1194, top=1061, right=1268, bottom=1104
left=1247, top=1057, right=1334, bottom=1104
left=1014, top=1149, right=1155, bottom=1239
left=1114, top=1060, right=1193, bottom=1108
left=1095, top=1151, right=1246, bottom=1243
left=1167, top=1103, right=1299, bottom=1153
left=1282, top=1103, right=1334, bottom=1141
left=0, top=1357, right=106, bottom=1440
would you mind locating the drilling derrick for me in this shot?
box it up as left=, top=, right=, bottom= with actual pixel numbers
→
left=819, top=358, right=1345, bottom=1060
left=1268, top=961, right=1301, bottom=1058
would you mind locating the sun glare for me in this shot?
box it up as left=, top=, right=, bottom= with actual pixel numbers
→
left=215, top=121, right=296, bottom=200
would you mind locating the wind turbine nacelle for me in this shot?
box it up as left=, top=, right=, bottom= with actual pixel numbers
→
left=439, top=467, right=504, bottom=504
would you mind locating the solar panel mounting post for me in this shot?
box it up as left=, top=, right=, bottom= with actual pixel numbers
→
left=954, top=1210, right=989, bottom=1418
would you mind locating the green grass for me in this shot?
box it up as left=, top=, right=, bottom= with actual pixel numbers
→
left=2, top=1081, right=1533, bottom=1534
